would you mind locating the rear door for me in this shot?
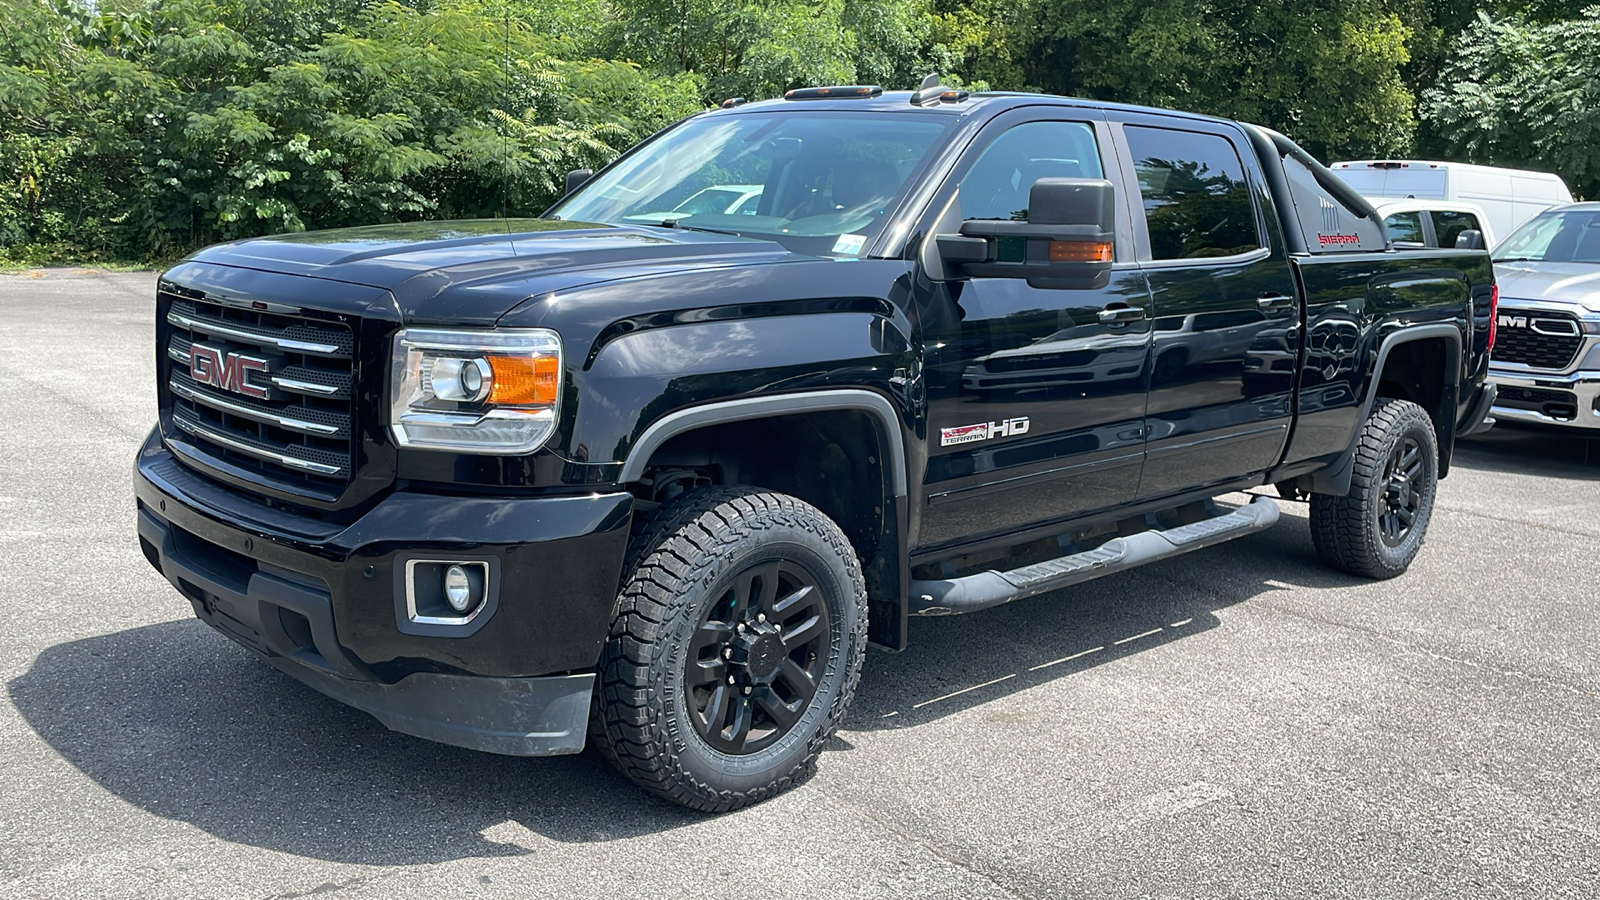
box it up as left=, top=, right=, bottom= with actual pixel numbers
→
left=912, top=109, right=1154, bottom=549
left=1106, top=115, right=1301, bottom=498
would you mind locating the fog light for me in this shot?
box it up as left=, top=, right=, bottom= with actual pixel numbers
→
left=444, top=564, right=473, bottom=612
left=402, top=559, right=492, bottom=629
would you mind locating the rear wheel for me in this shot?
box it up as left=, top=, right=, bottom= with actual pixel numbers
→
left=591, top=486, right=866, bottom=812
left=1310, top=398, right=1439, bottom=578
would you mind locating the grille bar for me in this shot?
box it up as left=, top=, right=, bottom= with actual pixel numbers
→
left=167, top=303, right=352, bottom=359
left=173, top=409, right=347, bottom=476
left=170, top=377, right=344, bottom=436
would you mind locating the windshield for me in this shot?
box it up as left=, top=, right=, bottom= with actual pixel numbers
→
left=546, top=111, right=952, bottom=257
left=1494, top=209, right=1600, bottom=263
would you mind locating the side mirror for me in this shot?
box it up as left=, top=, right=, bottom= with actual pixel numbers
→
left=565, top=169, right=594, bottom=196
left=1454, top=229, right=1486, bottom=251
left=935, top=178, right=1116, bottom=289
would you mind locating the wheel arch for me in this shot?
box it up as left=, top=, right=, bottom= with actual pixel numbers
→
left=620, top=390, right=911, bottom=651
left=1310, top=323, right=1462, bottom=494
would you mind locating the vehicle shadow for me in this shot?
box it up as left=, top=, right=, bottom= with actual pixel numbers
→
left=1455, top=426, right=1600, bottom=478
left=7, top=621, right=699, bottom=864
left=848, top=509, right=1350, bottom=727
left=8, top=511, right=1348, bottom=865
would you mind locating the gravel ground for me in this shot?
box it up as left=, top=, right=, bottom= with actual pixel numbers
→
left=2, top=268, right=1596, bottom=899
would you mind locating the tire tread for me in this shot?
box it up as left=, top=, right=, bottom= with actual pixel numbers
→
left=1310, top=398, right=1438, bottom=578
left=591, top=486, right=866, bottom=812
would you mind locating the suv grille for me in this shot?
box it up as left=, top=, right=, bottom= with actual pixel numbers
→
left=163, top=293, right=357, bottom=491
left=1492, top=308, right=1584, bottom=370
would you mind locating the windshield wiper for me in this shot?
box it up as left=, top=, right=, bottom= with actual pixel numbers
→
left=642, top=219, right=746, bottom=237
left=1494, top=256, right=1538, bottom=262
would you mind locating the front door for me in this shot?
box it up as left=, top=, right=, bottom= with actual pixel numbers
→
left=1109, top=118, right=1301, bottom=498
left=914, top=114, right=1154, bottom=550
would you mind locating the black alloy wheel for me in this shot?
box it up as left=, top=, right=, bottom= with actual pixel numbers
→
left=685, top=559, right=830, bottom=754
left=1310, top=397, right=1439, bottom=578
left=1377, top=435, right=1425, bottom=547
left=591, top=486, right=865, bottom=812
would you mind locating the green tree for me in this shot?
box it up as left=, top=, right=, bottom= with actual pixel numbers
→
left=939, top=0, right=1416, bottom=159
left=0, top=0, right=702, bottom=263
left=604, top=0, right=937, bottom=100
left=1422, top=10, right=1600, bottom=197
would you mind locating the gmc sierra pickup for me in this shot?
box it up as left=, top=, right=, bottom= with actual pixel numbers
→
left=135, top=80, right=1498, bottom=812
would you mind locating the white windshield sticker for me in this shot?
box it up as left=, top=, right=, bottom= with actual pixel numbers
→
left=832, top=234, right=866, bottom=256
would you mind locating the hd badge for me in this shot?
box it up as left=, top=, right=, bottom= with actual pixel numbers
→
left=940, top=417, right=1030, bottom=447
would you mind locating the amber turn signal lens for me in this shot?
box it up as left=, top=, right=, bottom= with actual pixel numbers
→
left=1048, top=240, right=1113, bottom=263
left=487, top=355, right=559, bottom=405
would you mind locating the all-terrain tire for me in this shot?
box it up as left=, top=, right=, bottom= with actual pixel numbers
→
left=1310, top=398, right=1439, bottom=578
left=591, top=486, right=867, bottom=812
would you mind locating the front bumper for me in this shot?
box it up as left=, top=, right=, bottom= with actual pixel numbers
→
left=135, top=429, right=633, bottom=755
left=1488, top=367, right=1600, bottom=431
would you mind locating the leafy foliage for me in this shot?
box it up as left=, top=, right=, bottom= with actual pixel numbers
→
left=944, top=0, right=1417, bottom=160
left=2, top=0, right=1593, bottom=264
left=0, top=0, right=700, bottom=263
left=1422, top=10, right=1600, bottom=197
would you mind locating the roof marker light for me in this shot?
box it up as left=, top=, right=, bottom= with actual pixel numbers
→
left=784, top=85, right=884, bottom=101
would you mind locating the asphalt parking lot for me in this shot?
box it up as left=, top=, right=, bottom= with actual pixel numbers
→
left=2, top=268, right=1597, bottom=899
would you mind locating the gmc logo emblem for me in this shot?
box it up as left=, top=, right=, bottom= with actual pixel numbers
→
left=1498, top=314, right=1528, bottom=329
left=189, top=344, right=269, bottom=398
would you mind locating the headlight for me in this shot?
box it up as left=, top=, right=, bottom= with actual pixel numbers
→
left=389, top=328, right=562, bottom=454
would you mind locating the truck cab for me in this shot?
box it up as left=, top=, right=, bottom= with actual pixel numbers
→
left=135, top=82, right=1496, bottom=813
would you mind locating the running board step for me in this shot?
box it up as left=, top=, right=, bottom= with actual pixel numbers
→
left=908, top=496, right=1281, bottom=616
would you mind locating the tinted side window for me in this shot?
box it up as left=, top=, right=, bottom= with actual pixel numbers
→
left=1125, top=126, right=1261, bottom=260
left=1430, top=210, right=1481, bottom=248
left=1385, top=212, right=1425, bottom=244
left=959, top=121, right=1103, bottom=222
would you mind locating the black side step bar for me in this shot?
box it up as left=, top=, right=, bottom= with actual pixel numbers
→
left=908, top=496, right=1281, bottom=616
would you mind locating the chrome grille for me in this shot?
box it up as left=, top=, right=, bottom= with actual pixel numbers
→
left=163, top=294, right=356, bottom=489
left=1492, top=308, right=1584, bottom=370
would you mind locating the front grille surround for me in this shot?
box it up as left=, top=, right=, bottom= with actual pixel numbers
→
left=1492, top=307, right=1585, bottom=370
left=160, top=290, right=359, bottom=499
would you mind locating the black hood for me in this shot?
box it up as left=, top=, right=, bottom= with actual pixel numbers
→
left=183, top=219, right=798, bottom=325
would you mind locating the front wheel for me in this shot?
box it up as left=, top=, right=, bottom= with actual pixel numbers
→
left=591, top=486, right=866, bottom=812
left=1310, top=398, right=1439, bottom=578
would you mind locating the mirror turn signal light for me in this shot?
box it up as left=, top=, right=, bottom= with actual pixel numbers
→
left=1048, top=240, right=1113, bottom=263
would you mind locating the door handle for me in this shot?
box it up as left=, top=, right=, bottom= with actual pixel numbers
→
left=1097, top=303, right=1147, bottom=324
left=1257, top=293, right=1296, bottom=311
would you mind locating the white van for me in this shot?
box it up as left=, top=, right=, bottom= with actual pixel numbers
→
left=1329, top=160, right=1572, bottom=246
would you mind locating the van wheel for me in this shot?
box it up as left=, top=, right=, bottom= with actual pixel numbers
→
left=1310, top=398, right=1439, bottom=578
left=591, top=486, right=866, bottom=812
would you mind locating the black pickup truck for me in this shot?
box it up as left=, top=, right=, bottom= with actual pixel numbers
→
left=135, top=81, right=1498, bottom=812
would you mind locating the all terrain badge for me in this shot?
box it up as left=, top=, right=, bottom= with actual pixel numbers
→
left=940, top=417, right=1031, bottom=447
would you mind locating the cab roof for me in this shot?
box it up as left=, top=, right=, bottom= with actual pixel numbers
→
left=706, top=89, right=1237, bottom=128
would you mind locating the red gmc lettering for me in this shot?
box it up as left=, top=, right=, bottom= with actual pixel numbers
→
left=189, top=344, right=269, bottom=399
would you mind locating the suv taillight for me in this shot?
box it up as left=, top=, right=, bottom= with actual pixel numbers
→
left=1488, top=284, right=1499, bottom=353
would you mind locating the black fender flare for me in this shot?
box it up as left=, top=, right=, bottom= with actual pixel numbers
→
left=618, top=388, right=913, bottom=650
left=1310, top=323, right=1463, bottom=495
left=618, top=389, right=909, bottom=498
